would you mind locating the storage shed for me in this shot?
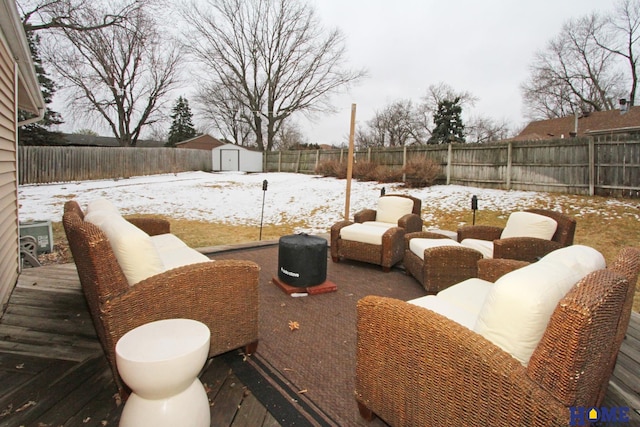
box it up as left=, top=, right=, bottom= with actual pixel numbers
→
left=212, top=143, right=263, bottom=172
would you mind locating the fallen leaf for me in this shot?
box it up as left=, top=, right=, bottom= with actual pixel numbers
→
left=298, top=389, right=308, bottom=394
left=288, top=320, right=299, bottom=331
left=15, top=401, right=36, bottom=412
left=15, top=363, right=24, bottom=369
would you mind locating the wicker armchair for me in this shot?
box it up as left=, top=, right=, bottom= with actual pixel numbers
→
left=355, top=248, right=638, bottom=427
left=457, top=208, right=576, bottom=262
left=331, top=194, right=422, bottom=272
left=62, top=201, right=260, bottom=397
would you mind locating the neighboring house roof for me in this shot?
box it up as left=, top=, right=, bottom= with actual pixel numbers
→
left=0, top=0, right=45, bottom=117
left=175, top=134, right=225, bottom=150
left=62, top=134, right=164, bottom=147
left=514, top=106, right=640, bottom=141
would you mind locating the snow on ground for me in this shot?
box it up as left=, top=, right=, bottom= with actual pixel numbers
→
left=17, top=171, right=640, bottom=234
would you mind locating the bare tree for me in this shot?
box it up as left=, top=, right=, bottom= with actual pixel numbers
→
left=356, top=100, right=424, bottom=147
left=18, top=0, right=146, bottom=33
left=273, top=121, right=307, bottom=150
left=521, top=13, right=627, bottom=120
left=44, top=3, right=182, bottom=146
left=591, top=0, right=640, bottom=105
left=182, top=0, right=366, bottom=152
left=466, top=115, right=512, bottom=143
left=195, top=82, right=254, bottom=146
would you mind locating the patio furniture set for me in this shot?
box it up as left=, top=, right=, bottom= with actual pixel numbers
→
left=62, top=195, right=639, bottom=427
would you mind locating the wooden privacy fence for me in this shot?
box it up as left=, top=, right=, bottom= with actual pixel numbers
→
left=265, top=137, right=640, bottom=197
left=19, top=146, right=212, bottom=185
left=19, top=137, right=640, bottom=198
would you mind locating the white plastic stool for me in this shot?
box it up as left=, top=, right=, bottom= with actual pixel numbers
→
left=116, top=318, right=211, bottom=427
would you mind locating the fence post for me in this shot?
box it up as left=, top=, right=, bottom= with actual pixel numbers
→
left=402, top=145, right=407, bottom=183
left=315, top=149, right=320, bottom=171
left=446, top=144, right=452, bottom=185
left=589, top=138, right=595, bottom=196
left=506, top=142, right=512, bottom=190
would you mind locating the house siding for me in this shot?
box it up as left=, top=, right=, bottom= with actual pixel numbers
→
left=0, top=33, right=18, bottom=311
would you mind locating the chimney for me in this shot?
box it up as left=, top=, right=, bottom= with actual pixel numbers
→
left=620, top=98, right=629, bottom=114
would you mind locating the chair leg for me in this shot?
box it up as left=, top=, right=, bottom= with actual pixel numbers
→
left=331, top=256, right=340, bottom=263
left=357, top=401, right=376, bottom=421
left=382, top=266, right=391, bottom=272
left=244, top=340, right=259, bottom=355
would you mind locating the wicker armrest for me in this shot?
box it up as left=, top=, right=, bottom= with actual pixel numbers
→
left=125, top=217, right=171, bottom=236
left=102, top=259, right=260, bottom=359
left=355, top=296, right=568, bottom=426
left=457, top=225, right=503, bottom=242
left=354, top=209, right=377, bottom=223
left=493, top=237, right=563, bottom=262
left=477, top=258, right=530, bottom=282
left=397, top=213, right=423, bottom=233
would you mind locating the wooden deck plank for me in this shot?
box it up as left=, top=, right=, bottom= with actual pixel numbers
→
left=1, top=262, right=638, bottom=426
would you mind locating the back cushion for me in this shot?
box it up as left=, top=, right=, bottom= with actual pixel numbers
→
left=500, top=211, right=557, bottom=240
left=86, top=198, right=120, bottom=215
left=474, top=246, right=605, bottom=365
left=87, top=215, right=164, bottom=286
left=376, top=196, right=414, bottom=224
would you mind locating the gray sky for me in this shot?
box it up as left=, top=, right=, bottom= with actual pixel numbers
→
left=296, top=0, right=613, bottom=145
left=51, top=0, right=614, bottom=145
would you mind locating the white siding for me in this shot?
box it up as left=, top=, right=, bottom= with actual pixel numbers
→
left=0, top=34, right=18, bottom=312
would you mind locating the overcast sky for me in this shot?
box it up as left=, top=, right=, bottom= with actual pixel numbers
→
left=51, top=0, right=613, bottom=145
left=294, top=0, right=612, bottom=145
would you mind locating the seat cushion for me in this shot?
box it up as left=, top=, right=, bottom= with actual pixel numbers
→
left=409, top=238, right=463, bottom=260
left=362, top=221, right=396, bottom=229
left=88, top=215, right=164, bottom=286
left=375, top=196, right=414, bottom=224
left=408, top=295, right=477, bottom=330
left=474, top=245, right=605, bottom=365
left=500, top=211, right=558, bottom=240
left=340, top=223, right=388, bottom=245
left=436, top=278, right=493, bottom=319
left=460, top=238, right=494, bottom=258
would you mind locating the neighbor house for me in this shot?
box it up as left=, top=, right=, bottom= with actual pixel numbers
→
left=514, top=101, right=640, bottom=141
left=0, top=0, right=46, bottom=313
left=175, top=134, right=225, bottom=150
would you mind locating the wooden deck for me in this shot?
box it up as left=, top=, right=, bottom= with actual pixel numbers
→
left=1, top=262, right=639, bottom=426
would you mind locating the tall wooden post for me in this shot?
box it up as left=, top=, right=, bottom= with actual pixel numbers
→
left=345, top=104, right=356, bottom=220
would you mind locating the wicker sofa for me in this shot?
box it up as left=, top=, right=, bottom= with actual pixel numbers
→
left=355, top=246, right=640, bottom=427
left=62, top=199, right=260, bottom=397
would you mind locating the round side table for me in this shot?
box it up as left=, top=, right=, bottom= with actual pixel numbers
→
left=116, top=318, right=211, bottom=427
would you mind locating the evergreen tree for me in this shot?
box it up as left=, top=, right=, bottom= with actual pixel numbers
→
left=428, top=97, right=465, bottom=144
left=18, top=32, right=66, bottom=146
left=167, top=96, right=197, bottom=147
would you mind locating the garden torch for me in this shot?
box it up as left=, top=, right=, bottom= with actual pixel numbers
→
left=259, top=180, right=268, bottom=240
left=471, top=195, right=478, bottom=225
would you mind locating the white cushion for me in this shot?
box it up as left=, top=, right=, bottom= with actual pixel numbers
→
left=474, top=246, right=604, bottom=365
left=375, top=196, right=414, bottom=224
left=408, top=295, right=477, bottom=330
left=460, top=238, right=494, bottom=258
left=86, top=198, right=120, bottom=215
left=409, top=238, right=463, bottom=260
left=151, top=233, right=189, bottom=251
left=500, top=211, right=557, bottom=240
left=437, top=278, right=493, bottom=319
left=362, top=221, right=396, bottom=229
left=157, top=246, right=211, bottom=270
left=340, top=223, right=388, bottom=245
left=84, top=209, right=118, bottom=228
left=89, top=215, right=164, bottom=286
left=538, top=244, right=606, bottom=274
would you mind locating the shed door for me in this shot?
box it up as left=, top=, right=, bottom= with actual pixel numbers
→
left=220, top=149, right=240, bottom=171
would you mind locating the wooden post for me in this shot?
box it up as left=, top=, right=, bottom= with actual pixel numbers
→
left=506, top=142, right=512, bottom=190
left=345, top=104, right=356, bottom=220
left=588, top=138, right=595, bottom=196
left=446, top=144, right=452, bottom=185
